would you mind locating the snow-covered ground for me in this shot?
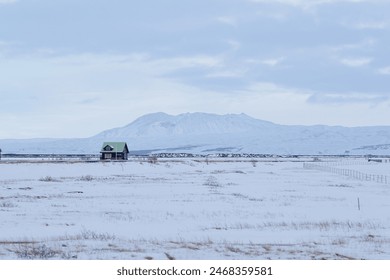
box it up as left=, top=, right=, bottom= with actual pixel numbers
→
left=0, top=158, right=389, bottom=260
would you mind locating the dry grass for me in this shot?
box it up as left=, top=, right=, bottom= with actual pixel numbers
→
left=63, top=230, right=116, bottom=241
left=0, top=201, right=17, bottom=208
left=79, top=175, right=94, bottom=181
left=206, top=220, right=381, bottom=232
left=39, top=176, right=61, bottom=182
left=13, top=244, right=60, bottom=259
left=203, top=176, right=221, bottom=187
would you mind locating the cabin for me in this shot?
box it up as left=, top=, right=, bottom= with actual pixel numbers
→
left=100, top=142, right=129, bottom=160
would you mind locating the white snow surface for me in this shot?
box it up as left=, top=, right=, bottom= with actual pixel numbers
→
left=0, top=157, right=389, bottom=260
left=2, top=112, right=390, bottom=154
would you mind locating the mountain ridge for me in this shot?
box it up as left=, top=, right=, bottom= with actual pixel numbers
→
left=1, top=112, right=390, bottom=155
left=93, top=112, right=277, bottom=138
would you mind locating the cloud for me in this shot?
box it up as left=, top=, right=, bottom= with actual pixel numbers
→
left=378, top=67, right=390, bottom=75
left=0, top=51, right=228, bottom=138
left=226, top=40, right=241, bottom=51
left=330, top=39, right=376, bottom=52
left=241, top=82, right=390, bottom=126
left=216, top=16, right=238, bottom=27
left=155, top=55, right=222, bottom=69
left=354, top=21, right=388, bottom=29
left=206, top=70, right=245, bottom=78
left=244, top=57, right=285, bottom=67
left=0, top=0, right=18, bottom=4
left=255, top=10, right=289, bottom=21
left=2, top=45, right=390, bottom=138
left=2, top=0, right=390, bottom=137
left=261, top=57, right=285, bottom=67
left=339, top=57, right=372, bottom=67
left=249, top=0, right=370, bottom=9
left=308, top=92, right=388, bottom=104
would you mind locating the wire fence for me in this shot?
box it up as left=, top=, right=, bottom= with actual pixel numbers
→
left=303, top=163, right=390, bottom=185
left=311, top=159, right=390, bottom=166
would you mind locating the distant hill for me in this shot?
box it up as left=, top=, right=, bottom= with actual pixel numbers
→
left=2, top=112, right=390, bottom=155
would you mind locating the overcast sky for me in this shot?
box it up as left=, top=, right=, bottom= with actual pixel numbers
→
left=1, top=0, right=390, bottom=138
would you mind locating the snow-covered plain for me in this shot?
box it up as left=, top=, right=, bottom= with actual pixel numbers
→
left=0, top=157, right=389, bottom=260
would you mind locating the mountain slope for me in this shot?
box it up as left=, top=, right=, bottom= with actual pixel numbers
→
left=92, top=112, right=390, bottom=155
left=94, top=112, right=276, bottom=138
left=1, top=112, right=390, bottom=155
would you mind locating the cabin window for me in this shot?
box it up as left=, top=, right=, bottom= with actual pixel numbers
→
left=104, top=153, right=112, bottom=159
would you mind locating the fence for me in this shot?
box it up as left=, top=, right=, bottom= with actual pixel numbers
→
left=303, top=163, right=390, bottom=185
left=311, top=157, right=390, bottom=166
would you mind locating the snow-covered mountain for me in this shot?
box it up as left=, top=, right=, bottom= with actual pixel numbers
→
left=94, top=112, right=275, bottom=138
left=2, top=112, right=390, bottom=155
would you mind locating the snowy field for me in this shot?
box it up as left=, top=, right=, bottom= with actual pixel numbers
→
left=0, top=157, right=389, bottom=260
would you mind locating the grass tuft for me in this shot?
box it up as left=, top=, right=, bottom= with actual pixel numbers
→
left=39, top=176, right=61, bottom=182
left=15, top=244, right=59, bottom=259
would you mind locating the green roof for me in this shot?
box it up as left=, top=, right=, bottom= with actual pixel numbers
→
left=101, top=142, right=129, bottom=153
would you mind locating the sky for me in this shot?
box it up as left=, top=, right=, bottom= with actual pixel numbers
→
left=1, top=0, right=390, bottom=138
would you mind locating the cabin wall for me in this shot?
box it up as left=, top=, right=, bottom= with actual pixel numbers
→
left=100, top=152, right=128, bottom=160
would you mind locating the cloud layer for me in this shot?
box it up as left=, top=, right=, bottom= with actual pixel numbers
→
left=1, top=0, right=390, bottom=137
